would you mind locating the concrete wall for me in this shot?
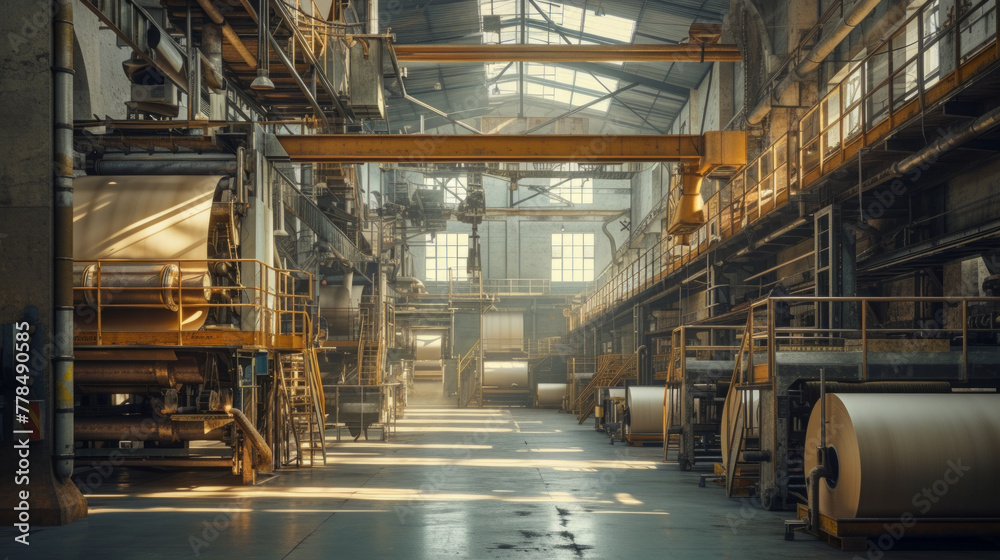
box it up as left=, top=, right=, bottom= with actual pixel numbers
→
left=73, top=6, right=131, bottom=120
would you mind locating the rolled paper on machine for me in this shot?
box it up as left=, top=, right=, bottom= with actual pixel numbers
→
left=73, top=175, right=223, bottom=331
left=805, top=393, right=1000, bottom=519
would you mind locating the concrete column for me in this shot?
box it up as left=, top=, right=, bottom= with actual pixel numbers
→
left=0, top=0, right=87, bottom=526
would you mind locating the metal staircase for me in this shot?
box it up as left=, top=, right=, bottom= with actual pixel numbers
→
left=576, top=353, right=638, bottom=424
left=358, top=301, right=382, bottom=385
left=458, top=340, right=481, bottom=408
left=278, top=351, right=326, bottom=467
left=723, top=315, right=760, bottom=496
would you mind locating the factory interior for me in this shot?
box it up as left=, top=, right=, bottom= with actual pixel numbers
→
left=2, top=0, right=1000, bottom=557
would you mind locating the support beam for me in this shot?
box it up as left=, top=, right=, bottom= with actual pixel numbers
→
left=485, top=208, right=628, bottom=217
left=278, top=134, right=719, bottom=163
left=555, top=62, right=691, bottom=99
left=393, top=44, right=742, bottom=63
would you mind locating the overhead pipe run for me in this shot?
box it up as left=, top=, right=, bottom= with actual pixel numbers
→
left=195, top=0, right=257, bottom=68
left=602, top=209, right=630, bottom=268
left=745, top=0, right=882, bottom=125
left=889, top=103, right=1000, bottom=177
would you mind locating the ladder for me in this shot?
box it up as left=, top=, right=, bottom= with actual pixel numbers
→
left=723, top=315, right=759, bottom=496
left=357, top=305, right=381, bottom=385
left=576, top=353, right=637, bottom=424
left=279, top=351, right=326, bottom=466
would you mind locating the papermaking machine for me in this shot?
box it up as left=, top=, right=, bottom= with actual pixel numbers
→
left=70, top=130, right=328, bottom=481
left=720, top=296, right=1000, bottom=511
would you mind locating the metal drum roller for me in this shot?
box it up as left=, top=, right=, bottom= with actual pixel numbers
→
left=76, top=263, right=211, bottom=311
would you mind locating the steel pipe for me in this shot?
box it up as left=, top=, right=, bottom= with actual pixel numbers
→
left=195, top=0, right=257, bottom=68
left=200, top=23, right=225, bottom=91
left=746, top=0, right=882, bottom=125
left=229, top=408, right=273, bottom=473
left=91, top=156, right=238, bottom=176
left=53, top=0, right=76, bottom=481
left=147, top=26, right=186, bottom=74
left=75, top=359, right=205, bottom=387
left=74, top=417, right=227, bottom=442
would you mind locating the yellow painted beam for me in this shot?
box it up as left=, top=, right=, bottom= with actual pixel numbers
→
left=392, top=44, right=742, bottom=63
left=277, top=134, right=710, bottom=163
left=485, top=208, right=628, bottom=217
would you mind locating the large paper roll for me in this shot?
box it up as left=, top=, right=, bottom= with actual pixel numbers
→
left=73, top=175, right=222, bottom=331
left=627, top=386, right=666, bottom=435
left=536, top=383, right=567, bottom=407
left=483, top=361, right=529, bottom=387
left=414, top=333, right=444, bottom=360
left=482, top=312, right=523, bottom=352
left=805, top=393, right=1000, bottom=519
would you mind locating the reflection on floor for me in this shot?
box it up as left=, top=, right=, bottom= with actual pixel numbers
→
left=1, top=381, right=998, bottom=559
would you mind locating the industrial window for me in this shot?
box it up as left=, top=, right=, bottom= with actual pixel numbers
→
left=548, top=177, right=593, bottom=204
left=425, top=233, right=468, bottom=281
left=423, top=175, right=467, bottom=204
left=480, top=1, right=635, bottom=113
left=552, top=233, right=594, bottom=282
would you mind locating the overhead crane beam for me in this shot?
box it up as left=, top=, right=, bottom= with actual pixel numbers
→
left=391, top=44, right=742, bottom=63
left=277, top=133, right=744, bottom=164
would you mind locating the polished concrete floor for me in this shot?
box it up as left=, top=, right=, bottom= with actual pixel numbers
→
left=3, top=382, right=998, bottom=559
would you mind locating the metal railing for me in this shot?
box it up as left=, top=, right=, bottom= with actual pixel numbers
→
left=666, top=325, right=744, bottom=384
left=72, top=258, right=314, bottom=347
left=441, top=274, right=552, bottom=296
left=799, top=0, right=1000, bottom=187
left=738, top=296, right=1000, bottom=384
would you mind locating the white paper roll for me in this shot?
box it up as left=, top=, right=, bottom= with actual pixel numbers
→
left=73, top=175, right=221, bottom=331
left=805, top=393, right=1000, bottom=519
left=414, top=333, right=444, bottom=360
left=536, top=383, right=567, bottom=407
left=627, top=386, right=666, bottom=435
left=483, top=361, right=529, bottom=387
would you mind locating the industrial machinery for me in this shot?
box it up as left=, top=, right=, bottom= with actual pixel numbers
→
left=593, top=387, right=627, bottom=443
left=720, top=296, right=1000, bottom=510
left=662, top=325, right=742, bottom=469
left=787, top=386, right=1000, bottom=548
left=71, top=129, right=331, bottom=480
